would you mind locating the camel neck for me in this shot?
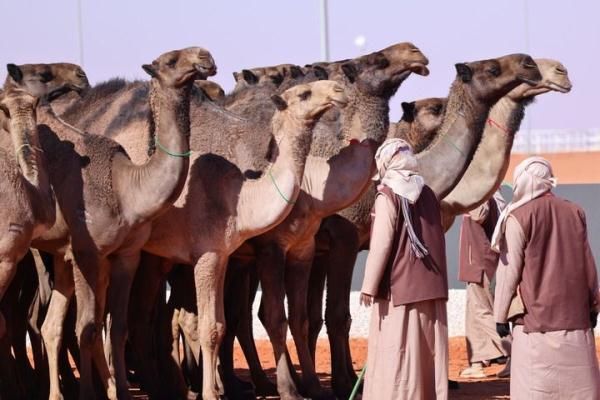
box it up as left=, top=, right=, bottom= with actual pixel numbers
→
left=236, top=113, right=315, bottom=238
left=8, top=107, right=50, bottom=194
left=416, top=80, right=489, bottom=198
left=115, top=81, right=192, bottom=224
left=441, top=96, right=525, bottom=215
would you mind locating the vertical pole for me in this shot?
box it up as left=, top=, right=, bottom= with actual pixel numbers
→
left=319, top=0, right=330, bottom=62
left=77, top=0, right=85, bottom=67
left=523, top=0, right=532, bottom=153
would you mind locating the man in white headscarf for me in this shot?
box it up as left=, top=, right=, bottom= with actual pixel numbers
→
left=492, top=156, right=600, bottom=399
left=360, top=138, right=449, bottom=400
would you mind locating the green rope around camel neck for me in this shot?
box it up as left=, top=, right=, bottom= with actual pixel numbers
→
left=154, top=136, right=192, bottom=158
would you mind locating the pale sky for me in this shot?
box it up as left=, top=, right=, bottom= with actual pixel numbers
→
left=1, top=0, right=598, bottom=127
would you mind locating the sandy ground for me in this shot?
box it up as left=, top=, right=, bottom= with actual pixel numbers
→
left=230, top=336, right=600, bottom=400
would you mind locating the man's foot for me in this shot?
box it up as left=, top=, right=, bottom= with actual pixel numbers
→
left=459, top=362, right=486, bottom=379
left=496, top=357, right=511, bottom=378
left=489, top=355, right=508, bottom=365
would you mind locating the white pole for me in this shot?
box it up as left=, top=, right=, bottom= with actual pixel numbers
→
left=319, top=0, right=330, bottom=62
left=77, top=0, right=85, bottom=67
left=523, top=0, right=532, bottom=153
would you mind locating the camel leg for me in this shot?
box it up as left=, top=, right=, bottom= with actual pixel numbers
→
left=235, top=263, right=278, bottom=397
left=307, top=249, right=327, bottom=361
left=257, top=244, right=303, bottom=400
left=286, top=241, right=331, bottom=400
left=71, top=251, right=116, bottom=400
left=104, top=250, right=141, bottom=400
left=0, top=259, right=18, bottom=341
left=41, top=255, right=74, bottom=400
left=220, top=260, right=255, bottom=399
left=194, top=252, right=228, bottom=400
left=323, top=219, right=360, bottom=399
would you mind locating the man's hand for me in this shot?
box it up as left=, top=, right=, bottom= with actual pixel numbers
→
left=496, top=322, right=511, bottom=338
left=591, top=311, right=598, bottom=329
left=360, top=293, right=373, bottom=307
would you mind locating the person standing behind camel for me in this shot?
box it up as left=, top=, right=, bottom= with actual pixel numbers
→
left=492, top=156, right=600, bottom=399
left=458, top=190, right=511, bottom=379
left=360, top=138, right=448, bottom=400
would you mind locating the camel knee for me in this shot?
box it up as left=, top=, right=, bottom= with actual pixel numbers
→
left=288, top=314, right=308, bottom=338
left=325, top=309, right=352, bottom=336
left=199, top=322, right=225, bottom=350
left=258, top=309, right=288, bottom=343
left=77, top=320, right=100, bottom=349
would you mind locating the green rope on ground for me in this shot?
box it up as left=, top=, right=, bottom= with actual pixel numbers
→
left=154, top=136, right=192, bottom=157
left=348, top=365, right=366, bottom=400
left=268, top=169, right=293, bottom=204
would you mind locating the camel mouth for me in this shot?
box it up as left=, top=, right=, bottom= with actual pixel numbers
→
left=517, top=75, right=541, bottom=86
left=546, top=81, right=572, bottom=93
left=330, top=96, right=349, bottom=108
left=194, top=63, right=217, bottom=78
left=409, top=63, right=429, bottom=76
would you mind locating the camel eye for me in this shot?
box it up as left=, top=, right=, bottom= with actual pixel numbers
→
left=39, top=71, right=54, bottom=82
left=167, top=58, right=178, bottom=68
left=298, top=90, right=311, bottom=100
left=487, top=66, right=501, bottom=77
left=76, top=69, right=86, bottom=78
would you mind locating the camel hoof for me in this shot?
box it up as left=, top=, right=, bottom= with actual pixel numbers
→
left=279, top=393, right=305, bottom=400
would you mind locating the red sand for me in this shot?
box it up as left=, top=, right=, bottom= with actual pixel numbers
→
left=231, top=336, right=600, bottom=399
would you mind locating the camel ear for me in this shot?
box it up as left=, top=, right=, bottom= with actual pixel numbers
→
left=242, top=69, right=258, bottom=85
left=142, top=64, right=158, bottom=78
left=7, top=64, right=23, bottom=83
left=270, top=73, right=284, bottom=87
left=271, top=94, right=288, bottom=111
left=341, top=62, right=358, bottom=83
left=367, top=52, right=390, bottom=69
left=401, top=102, right=416, bottom=121
left=313, top=66, right=328, bottom=80
left=290, top=65, right=304, bottom=79
left=455, top=63, right=473, bottom=83
left=232, top=71, right=240, bottom=82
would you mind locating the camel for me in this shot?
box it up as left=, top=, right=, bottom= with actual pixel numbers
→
left=195, top=80, right=225, bottom=101
left=392, top=98, right=447, bottom=152
left=3, top=62, right=90, bottom=117
left=440, top=58, right=572, bottom=229
left=7, top=47, right=216, bottom=400
left=0, top=87, right=54, bottom=397
left=64, top=70, right=348, bottom=400
left=202, top=43, right=430, bottom=400
left=0, top=62, right=91, bottom=398
left=232, top=63, right=304, bottom=91
left=301, top=53, right=541, bottom=398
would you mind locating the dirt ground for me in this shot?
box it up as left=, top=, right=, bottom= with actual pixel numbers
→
left=231, top=336, right=600, bottom=400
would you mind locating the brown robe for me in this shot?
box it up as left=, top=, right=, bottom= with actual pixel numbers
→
left=459, top=199, right=509, bottom=363
left=494, top=194, right=600, bottom=399
left=362, top=185, right=448, bottom=400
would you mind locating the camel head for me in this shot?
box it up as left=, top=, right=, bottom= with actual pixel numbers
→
left=0, top=87, right=38, bottom=132
left=340, top=42, right=429, bottom=98
left=194, top=80, right=225, bottom=102
left=4, top=62, right=90, bottom=101
left=507, top=59, right=572, bottom=100
left=233, top=63, right=301, bottom=89
left=270, top=80, right=348, bottom=123
left=142, top=47, right=217, bottom=89
left=400, top=97, right=447, bottom=135
left=455, top=53, right=542, bottom=106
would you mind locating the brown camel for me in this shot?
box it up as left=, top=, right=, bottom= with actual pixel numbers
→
left=208, top=43, right=430, bottom=400
left=195, top=80, right=225, bottom=101
left=440, top=58, right=572, bottom=229
left=232, top=63, right=303, bottom=91
left=302, top=53, right=541, bottom=398
left=9, top=47, right=216, bottom=400
left=0, top=87, right=54, bottom=397
left=415, top=54, right=542, bottom=198
left=392, top=98, right=447, bottom=152
left=1, top=62, right=91, bottom=398
left=65, top=72, right=348, bottom=400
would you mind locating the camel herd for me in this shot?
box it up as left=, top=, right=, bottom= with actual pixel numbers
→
left=0, top=42, right=571, bottom=400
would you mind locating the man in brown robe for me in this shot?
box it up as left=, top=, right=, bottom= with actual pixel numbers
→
left=361, top=139, right=448, bottom=400
left=458, top=192, right=511, bottom=378
left=492, top=156, right=600, bottom=399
